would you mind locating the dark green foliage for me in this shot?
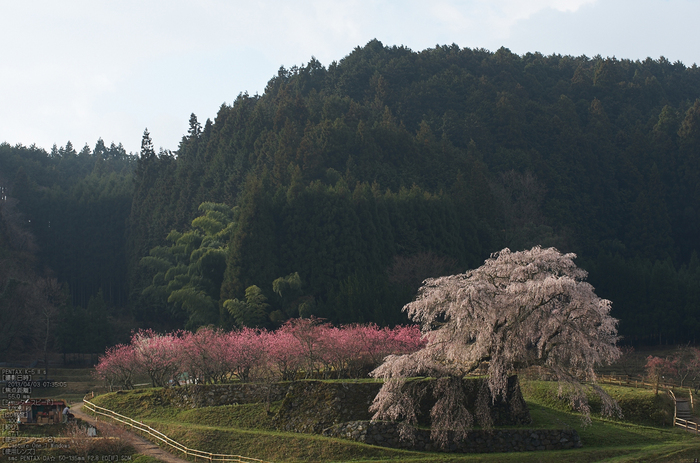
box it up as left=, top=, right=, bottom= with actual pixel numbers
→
left=224, top=285, right=270, bottom=328
left=58, top=290, right=116, bottom=354
left=586, top=251, right=700, bottom=345
left=139, top=202, right=236, bottom=329
left=219, top=179, right=472, bottom=327
left=0, top=141, right=134, bottom=309
left=4, top=41, right=700, bottom=344
left=1, top=141, right=134, bottom=356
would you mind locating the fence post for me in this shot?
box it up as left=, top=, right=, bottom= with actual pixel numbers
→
left=690, top=387, right=694, bottom=411
left=83, top=397, right=265, bottom=463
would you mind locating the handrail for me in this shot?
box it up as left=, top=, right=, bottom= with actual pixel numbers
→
left=668, top=389, right=676, bottom=401
left=668, top=389, right=677, bottom=426
left=82, top=395, right=268, bottom=463
left=674, top=416, right=699, bottom=434
left=596, top=377, right=699, bottom=434
left=666, top=389, right=700, bottom=434
left=690, top=387, right=695, bottom=412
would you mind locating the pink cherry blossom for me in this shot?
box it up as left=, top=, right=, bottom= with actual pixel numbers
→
left=95, top=319, right=425, bottom=385
left=94, top=343, right=139, bottom=390
left=370, top=246, right=622, bottom=447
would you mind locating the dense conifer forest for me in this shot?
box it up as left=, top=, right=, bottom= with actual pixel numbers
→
left=2, top=41, right=700, bottom=357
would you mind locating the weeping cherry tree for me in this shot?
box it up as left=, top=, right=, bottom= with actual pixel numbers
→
left=370, top=246, right=621, bottom=447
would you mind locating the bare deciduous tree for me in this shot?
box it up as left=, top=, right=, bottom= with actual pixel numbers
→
left=371, top=246, right=621, bottom=447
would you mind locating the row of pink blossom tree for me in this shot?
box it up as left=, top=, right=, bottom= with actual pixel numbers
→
left=95, top=319, right=424, bottom=390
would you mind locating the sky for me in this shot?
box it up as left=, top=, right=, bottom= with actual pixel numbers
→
left=1, top=0, right=699, bottom=155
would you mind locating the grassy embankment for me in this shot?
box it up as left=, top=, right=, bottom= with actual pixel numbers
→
left=7, top=364, right=700, bottom=462
left=86, top=379, right=700, bottom=463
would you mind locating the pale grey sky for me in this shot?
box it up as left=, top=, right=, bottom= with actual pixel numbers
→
left=1, top=0, right=698, bottom=154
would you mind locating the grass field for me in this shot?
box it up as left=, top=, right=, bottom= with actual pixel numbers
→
left=86, top=379, right=700, bottom=463
left=6, top=364, right=699, bottom=462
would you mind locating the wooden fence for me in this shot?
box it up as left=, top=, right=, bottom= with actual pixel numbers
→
left=667, top=390, right=699, bottom=434
left=599, top=375, right=699, bottom=434
left=674, top=417, right=700, bottom=434
left=82, top=393, right=268, bottom=462
left=598, top=374, right=677, bottom=390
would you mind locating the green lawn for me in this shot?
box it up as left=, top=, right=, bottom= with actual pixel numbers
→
left=87, top=380, right=700, bottom=463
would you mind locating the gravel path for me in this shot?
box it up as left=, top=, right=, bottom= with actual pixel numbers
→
left=71, top=402, right=190, bottom=463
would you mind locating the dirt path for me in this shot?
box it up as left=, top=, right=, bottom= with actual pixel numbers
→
left=71, top=402, right=190, bottom=463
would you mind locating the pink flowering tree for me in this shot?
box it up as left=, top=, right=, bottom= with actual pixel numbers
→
left=132, top=329, right=181, bottom=387
left=224, top=328, right=268, bottom=382
left=671, top=346, right=700, bottom=388
left=257, top=320, right=425, bottom=380
left=94, top=319, right=426, bottom=388
left=282, top=318, right=326, bottom=378
left=178, top=327, right=232, bottom=384
left=371, top=325, right=425, bottom=363
left=330, top=324, right=425, bottom=378
left=645, top=355, right=676, bottom=395
left=94, top=344, right=139, bottom=391
left=265, top=326, right=307, bottom=380
left=370, top=246, right=621, bottom=447
left=177, top=328, right=209, bottom=384
left=318, top=325, right=360, bottom=378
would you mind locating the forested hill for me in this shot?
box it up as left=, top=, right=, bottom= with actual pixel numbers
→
left=0, top=141, right=135, bottom=355
left=2, top=41, right=700, bottom=355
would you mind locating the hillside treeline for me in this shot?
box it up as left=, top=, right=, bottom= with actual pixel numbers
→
left=0, top=141, right=135, bottom=355
left=2, top=40, right=700, bottom=355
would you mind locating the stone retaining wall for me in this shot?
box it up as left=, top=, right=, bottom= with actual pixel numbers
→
left=322, top=420, right=582, bottom=453
left=272, top=381, right=381, bottom=433
left=127, top=380, right=578, bottom=454
left=160, top=383, right=290, bottom=408
left=271, top=377, right=530, bottom=435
